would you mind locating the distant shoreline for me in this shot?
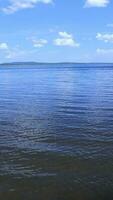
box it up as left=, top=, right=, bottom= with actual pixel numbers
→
left=1, top=62, right=113, bottom=66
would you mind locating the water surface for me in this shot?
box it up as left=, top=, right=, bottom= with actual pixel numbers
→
left=0, top=63, right=113, bottom=200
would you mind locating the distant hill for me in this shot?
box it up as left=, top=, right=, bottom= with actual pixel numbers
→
left=0, top=62, right=113, bottom=66
left=0, top=62, right=45, bottom=65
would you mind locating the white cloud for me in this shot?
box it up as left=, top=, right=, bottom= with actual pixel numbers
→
left=32, top=39, right=48, bottom=47
left=0, top=43, right=8, bottom=50
left=2, top=0, right=53, bottom=14
left=96, top=33, right=113, bottom=43
left=85, top=0, right=109, bottom=7
left=58, top=32, right=72, bottom=38
left=54, top=32, right=80, bottom=47
left=107, top=23, right=113, bottom=27
left=6, top=49, right=25, bottom=59
left=96, top=48, right=113, bottom=54
left=0, top=43, right=23, bottom=60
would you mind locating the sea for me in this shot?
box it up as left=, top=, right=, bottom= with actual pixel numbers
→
left=0, top=63, right=113, bottom=200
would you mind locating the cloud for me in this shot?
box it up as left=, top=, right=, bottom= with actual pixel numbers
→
left=0, top=43, right=23, bottom=60
left=6, top=47, right=38, bottom=60
left=32, top=39, right=48, bottom=47
left=6, top=49, right=25, bottom=59
left=2, top=0, right=53, bottom=14
left=107, top=23, right=113, bottom=27
left=96, top=48, right=113, bottom=54
left=96, top=33, right=113, bottom=42
left=0, top=43, right=8, bottom=50
left=85, top=0, right=109, bottom=7
left=54, top=32, right=80, bottom=47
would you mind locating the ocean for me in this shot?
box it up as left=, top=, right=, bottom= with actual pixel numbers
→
left=0, top=63, right=113, bottom=200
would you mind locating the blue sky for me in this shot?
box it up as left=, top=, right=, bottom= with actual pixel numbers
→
left=0, top=0, right=113, bottom=63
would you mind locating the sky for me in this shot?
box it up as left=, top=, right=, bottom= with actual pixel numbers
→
left=0, top=0, right=113, bottom=63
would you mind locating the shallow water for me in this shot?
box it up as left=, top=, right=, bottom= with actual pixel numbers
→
left=0, top=63, right=113, bottom=200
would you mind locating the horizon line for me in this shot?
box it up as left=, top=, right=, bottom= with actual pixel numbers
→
left=1, top=61, right=113, bottom=65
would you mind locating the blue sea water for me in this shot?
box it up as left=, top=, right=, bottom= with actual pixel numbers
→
left=0, top=63, right=113, bottom=200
